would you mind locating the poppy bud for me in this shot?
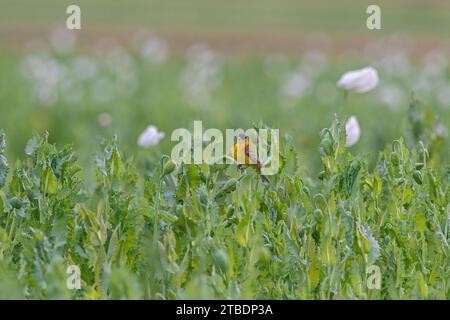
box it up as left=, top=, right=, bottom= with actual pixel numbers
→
left=162, top=159, right=176, bottom=176
left=321, top=137, right=333, bottom=156
left=9, top=197, right=23, bottom=209
left=413, top=170, right=423, bottom=185
left=215, top=179, right=238, bottom=199
left=415, top=162, right=424, bottom=170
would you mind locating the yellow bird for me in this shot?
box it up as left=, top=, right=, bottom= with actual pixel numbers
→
left=232, top=133, right=269, bottom=183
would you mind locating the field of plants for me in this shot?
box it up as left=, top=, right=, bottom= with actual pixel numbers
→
left=0, top=1, right=449, bottom=300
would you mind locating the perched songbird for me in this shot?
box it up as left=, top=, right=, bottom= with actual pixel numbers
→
left=232, top=133, right=269, bottom=183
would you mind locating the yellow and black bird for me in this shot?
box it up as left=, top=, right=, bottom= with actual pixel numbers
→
left=232, top=133, right=269, bottom=183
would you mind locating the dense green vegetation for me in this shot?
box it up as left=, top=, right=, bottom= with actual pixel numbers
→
left=0, top=104, right=448, bottom=298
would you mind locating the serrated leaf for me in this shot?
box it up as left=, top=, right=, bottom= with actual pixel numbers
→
left=356, top=221, right=380, bottom=265
left=25, top=135, right=40, bottom=156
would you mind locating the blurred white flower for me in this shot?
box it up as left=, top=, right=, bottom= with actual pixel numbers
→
left=301, top=50, right=329, bottom=77
left=281, top=71, right=311, bottom=100
left=376, top=51, right=412, bottom=78
left=20, top=53, right=64, bottom=105
left=104, top=47, right=136, bottom=76
left=138, top=125, right=165, bottom=147
left=97, top=113, right=112, bottom=128
left=140, top=36, right=168, bottom=64
left=72, top=56, right=98, bottom=80
left=345, top=116, right=361, bottom=147
left=50, top=27, right=77, bottom=54
left=422, top=49, right=448, bottom=77
left=337, top=66, right=379, bottom=93
left=377, top=83, right=405, bottom=109
left=181, top=44, right=222, bottom=107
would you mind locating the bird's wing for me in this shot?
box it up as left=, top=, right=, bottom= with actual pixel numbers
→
left=246, top=143, right=260, bottom=164
left=233, top=141, right=247, bottom=163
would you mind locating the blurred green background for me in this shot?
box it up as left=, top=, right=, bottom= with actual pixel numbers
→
left=0, top=0, right=449, bottom=175
left=1, top=0, right=450, bottom=35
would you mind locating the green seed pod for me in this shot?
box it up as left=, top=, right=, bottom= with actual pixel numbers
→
left=302, top=186, right=311, bottom=197
left=9, top=197, right=23, bottom=209
left=215, top=179, right=238, bottom=198
left=258, top=247, right=271, bottom=264
left=314, top=194, right=328, bottom=212
left=321, top=137, right=333, bottom=156
left=415, top=162, right=424, bottom=170
left=313, top=208, right=323, bottom=216
left=413, top=170, right=423, bottom=185
left=162, top=159, right=176, bottom=176
left=391, top=153, right=400, bottom=166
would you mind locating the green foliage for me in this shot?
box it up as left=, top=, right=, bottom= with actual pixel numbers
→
left=0, top=132, right=8, bottom=190
left=0, top=115, right=449, bottom=300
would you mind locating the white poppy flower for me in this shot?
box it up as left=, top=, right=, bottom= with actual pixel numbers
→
left=138, top=125, right=165, bottom=147
left=345, top=116, right=361, bottom=147
left=337, top=66, right=379, bottom=93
